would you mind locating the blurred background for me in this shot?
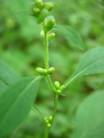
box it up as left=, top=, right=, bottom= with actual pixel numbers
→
left=0, top=0, right=104, bottom=138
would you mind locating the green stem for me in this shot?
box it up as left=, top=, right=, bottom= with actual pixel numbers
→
left=44, top=127, right=49, bottom=138
left=44, top=30, right=58, bottom=124
left=46, top=75, right=56, bottom=92
left=51, top=94, right=59, bottom=125
left=44, top=32, right=49, bottom=69
left=43, top=30, right=59, bottom=138
left=44, top=31, right=56, bottom=92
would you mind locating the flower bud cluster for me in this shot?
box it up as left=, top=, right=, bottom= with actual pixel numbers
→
left=44, top=116, right=53, bottom=128
left=36, top=67, right=55, bottom=75
left=54, top=81, right=63, bottom=95
left=32, top=0, right=56, bottom=34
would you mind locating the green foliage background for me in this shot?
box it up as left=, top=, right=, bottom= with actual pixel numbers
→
left=0, top=0, right=104, bottom=138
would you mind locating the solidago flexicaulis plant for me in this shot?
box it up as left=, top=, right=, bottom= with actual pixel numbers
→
left=32, top=0, right=67, bottom=136
left=0, top=0, right=104, bottom=138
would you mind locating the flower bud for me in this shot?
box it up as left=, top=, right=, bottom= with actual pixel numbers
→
left=37, top=9, right=49, bottom=24
left=54, top=81, right=63, bottom=95
left=54, top=81, right=61, bottom=89
left=44, top=16, right=56, bottom=32
left=44, top=2, right=54, bottom=11
left=35, top=0, right=44, bottom=9
left=49, top=115, right=53, bottom=121
left=47, top=123, right=51, bottom=128
left=47, top=67, right=55, bottom=74
left=57, top=89, right=62, bottom=94
left=40, top=30, right=45, bottom=37
left=36, top=67, right=47, bottom=75
left=48, top=32, right=56, bottom=39
left=32, top=7, right=41, bottom=17
left=60, top=85, right=65, bottom=91
left=44, top=117, right=49, bottom=123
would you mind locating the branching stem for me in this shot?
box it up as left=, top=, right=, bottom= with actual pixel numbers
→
left=43, top=30, right=59, bottom=138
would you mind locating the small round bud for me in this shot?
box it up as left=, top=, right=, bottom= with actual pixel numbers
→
left=44, top=16, right=56, bottom=32
left=48, top=32, right=56, bottom=39
left=40, top=30, right=45, bottom=37
left=54, top=81, right=61, bottom=89
left=36, top=67, right=44, bottom=73
left=36, top=67, right=47, bottom=75
left=32, top=7, right=41, bottom=17
left=37, top=9, right=49, bottom=24
left=44, top=2, right=54, bottom=11
left=54, top=81, right=63, bottom=95
left=60, top=85, right=65, bottom=91
left=44, top=117, right=50, bottom=125
left=47, top=123, right=51, bottom=128
left=57, top=89, right=62, bottom=93
left=49, top=115, right=53, bottom=121
left=35, top=0, right=44, bottom=9
left=47, top=67, right=55, bottom=74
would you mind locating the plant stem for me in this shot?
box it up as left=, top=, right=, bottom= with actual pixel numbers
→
left=44, top=127, right=49, bottom=138
left=44, top=32, right=49, bottom=69
left=44, top=95, right=59, bottom=138
left=46, top=75, right=56, bottom=92
left=44, top=31, right=56, bottom=92
left=43, top=30, right=59, bottom=138
left=51, top=94, right=59, bottom=125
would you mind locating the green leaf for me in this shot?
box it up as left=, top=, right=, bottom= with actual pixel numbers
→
left=71, top=91, right=104, bottom=138
left=55, top=25, right=86, bottom=50
left=0, top=81, right=8, bottom=95
left=0, top=76, right=41, bottom=136
left=69, top=47, right=104, bottom=83
left=0, top=59, right=20, bottom=86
